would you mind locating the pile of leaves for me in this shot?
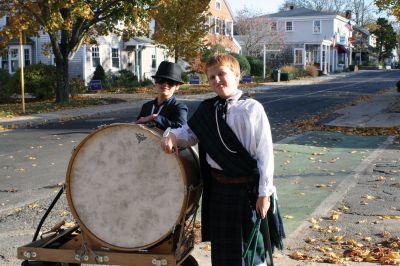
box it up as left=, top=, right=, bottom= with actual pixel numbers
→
left=289, top=234, right=400, bottom=264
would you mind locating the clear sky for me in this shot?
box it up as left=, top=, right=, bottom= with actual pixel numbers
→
left=226, top=0, right=285, bottom=15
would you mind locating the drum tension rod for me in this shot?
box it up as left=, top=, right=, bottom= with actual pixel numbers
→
left=151, top=258, right=168, bottom=266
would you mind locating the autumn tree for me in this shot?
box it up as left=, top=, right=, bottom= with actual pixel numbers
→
left=0, top=0, right=155, bottom=103
left=235, top=7, right=285, bottom=57
left=152, top=0, right=210, bottom=63
left=375, top=0, right=400, bottom=21
left=371, top=17, right=397, bottom=62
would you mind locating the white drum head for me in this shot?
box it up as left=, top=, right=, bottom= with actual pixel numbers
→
left=67, top=124, right=185, bottom=249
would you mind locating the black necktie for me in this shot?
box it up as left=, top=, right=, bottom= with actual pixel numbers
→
left=217, top=98, right=228, bottom=120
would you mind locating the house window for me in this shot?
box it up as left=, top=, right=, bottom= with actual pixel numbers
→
left=151, top=49, right=156, bottom=69
left=224, top=20, right=232, bottom=36
left=286, top=21, right=293, bottom=31
left=313, top=20, right=321, bottom=33
left=92, top=46, right=100, bottom=68
left=294, top=49, right=303, bottom=65
left=111, top=48, right=120, bottom=69
left=215, top=17, right=221, bottom=34
left=1, top=50, right=8, bottom=71
left=215, top=0, right=221, bottom=10
left=270, top=21, right=277, bottom=31
left=10, top=48, right=19, bottom=73
left=24, top=48, right=30, bottom=66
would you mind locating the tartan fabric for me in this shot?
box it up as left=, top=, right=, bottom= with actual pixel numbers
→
left=208, top=179, right=268, bottom=266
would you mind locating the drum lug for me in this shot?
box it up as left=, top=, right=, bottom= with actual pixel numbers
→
left=151, top=258, right=168, bottom=265
left=23, top=251, right=37, bottom=258
left=96, top=255, right=109, bottom=263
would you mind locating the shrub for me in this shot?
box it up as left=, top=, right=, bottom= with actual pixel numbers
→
left=306, top=65, right=318, bottom=77
left=113, top=69, right=137, bottom=87
left=181, top=72, right=189, bottom=83
left=229, top=53, right=251, bottom=76
left=280, top=65, right=298, bottom=74
left=91, top=64, right=111, bottom=88
left=70, top=77, right=87, bottom=98
left=140, top=78, right=154, bottom=87
left=246, top=56, right=263, bottom=76
left=92, top=64, right=106, bottom=81
left=6, top=63, right=57, bottom=99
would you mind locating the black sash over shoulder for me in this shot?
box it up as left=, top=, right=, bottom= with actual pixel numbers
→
left=188, top=96, right=259, bottom=178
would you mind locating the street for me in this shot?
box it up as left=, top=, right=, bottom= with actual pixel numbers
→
left=0, top=70, right=399, bottom=265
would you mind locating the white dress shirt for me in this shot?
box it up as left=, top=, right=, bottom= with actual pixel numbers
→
left=166, top=91, right=275, bottom=197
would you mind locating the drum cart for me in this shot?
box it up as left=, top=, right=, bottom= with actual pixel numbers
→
left=17, top=124, right=203, bottom=266
left=18, top=183, right=202, bottom=266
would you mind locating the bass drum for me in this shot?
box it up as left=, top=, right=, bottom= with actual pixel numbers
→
left=66, top=123, right=201, bottom=251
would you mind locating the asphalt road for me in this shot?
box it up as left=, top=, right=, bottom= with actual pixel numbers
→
left=0, top=70, right=399, bottom=265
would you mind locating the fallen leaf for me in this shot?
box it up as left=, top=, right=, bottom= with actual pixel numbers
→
left=362, top=194, right=376, bottom=200
left=376, top=176, right=386, bottom=181
left=330, top=210, right=341, bottom=221
left=305, top=237, right=317, bottom=244
left=330, top=235, right=344, bottom=242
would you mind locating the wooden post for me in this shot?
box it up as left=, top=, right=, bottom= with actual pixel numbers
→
left=19, top=31, right=25, bottom=113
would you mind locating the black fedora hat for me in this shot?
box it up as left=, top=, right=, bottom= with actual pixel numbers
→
left=152, top=61, right=184, bottom=84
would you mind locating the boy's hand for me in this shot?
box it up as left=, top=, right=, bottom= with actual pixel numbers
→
left=136, top=114, right=157, bottom=124
left=256, top=196, right=271, bottom=219
left=161, top=133, right=179, bottom=156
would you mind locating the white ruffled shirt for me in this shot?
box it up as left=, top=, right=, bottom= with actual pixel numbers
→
left=166, top=91, right=275, bottom=197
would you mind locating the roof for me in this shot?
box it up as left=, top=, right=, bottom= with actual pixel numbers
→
left=266, top=7, right=336, bottom=18
left=124, top=37, right=153, bottom=46
left=353, top=25, right=370, bottom=35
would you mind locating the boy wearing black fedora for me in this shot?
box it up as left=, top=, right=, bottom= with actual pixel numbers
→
left=136, top=61, right=188, bottom=130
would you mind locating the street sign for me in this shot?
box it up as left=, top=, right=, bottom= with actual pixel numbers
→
left=90, top=80, right=102, bottom=90
left=242, top=75, right=252, bottom=83
left=189, top=75, right=200, bottom=84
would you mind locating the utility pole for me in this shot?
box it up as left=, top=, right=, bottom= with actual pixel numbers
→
left=19, top=31, right=25, bottom=113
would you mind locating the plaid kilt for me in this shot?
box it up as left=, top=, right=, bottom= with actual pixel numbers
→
left=207, top=179, right=269, bottom=266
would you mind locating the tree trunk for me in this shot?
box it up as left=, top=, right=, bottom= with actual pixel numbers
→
left=55, top=60, right=70, bottom=104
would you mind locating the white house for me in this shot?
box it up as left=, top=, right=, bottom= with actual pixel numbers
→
left=0, top=1, right=242, bottom=86
left=0, top=13, right=171, bottom=84
left=257, top=7, right=356, bottom=73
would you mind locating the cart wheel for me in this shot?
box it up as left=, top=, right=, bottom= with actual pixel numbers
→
left=180, top=255, right=199, bottom=266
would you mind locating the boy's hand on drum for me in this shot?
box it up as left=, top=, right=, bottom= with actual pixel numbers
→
left=256, top=196, right=270, bottom=219
left=161, top=133, right=179, bottom=156
left=136, top=114, right=157, bottom=124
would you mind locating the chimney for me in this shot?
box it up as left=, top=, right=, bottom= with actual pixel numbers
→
left=284, top=3, right=295, bottom=10
left=345, top=10, right=352, bottom=19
